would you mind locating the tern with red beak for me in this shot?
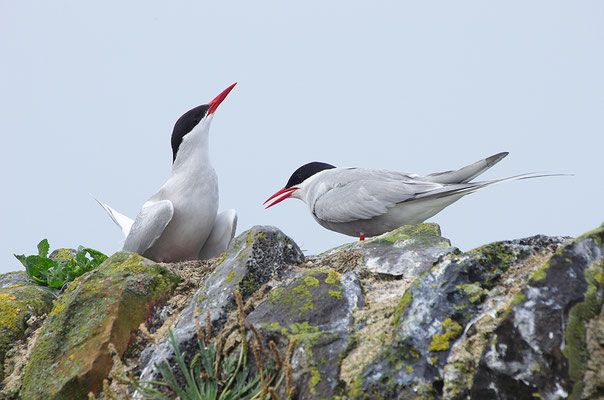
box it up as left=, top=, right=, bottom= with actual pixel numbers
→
left=97, top=83, right=238, bottom=262
left=265, top=152, right=558, bottom=240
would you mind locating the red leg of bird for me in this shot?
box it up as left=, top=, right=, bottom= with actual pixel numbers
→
left=360, top=235, right=365, bottom=241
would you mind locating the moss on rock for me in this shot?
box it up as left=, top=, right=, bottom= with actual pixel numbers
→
left=20, top=252, right=179, bottom=400
left=563, top=257, right=604, bottom=399
left=0, top=280, right=55, bottom=382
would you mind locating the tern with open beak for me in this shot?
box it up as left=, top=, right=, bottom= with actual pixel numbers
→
left=265, top=152, right=560, bottom=241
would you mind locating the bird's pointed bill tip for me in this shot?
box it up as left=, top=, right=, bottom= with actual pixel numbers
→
left=208, top=82, right=237, bottom=114
left=264, top=187, right=298, bottom=209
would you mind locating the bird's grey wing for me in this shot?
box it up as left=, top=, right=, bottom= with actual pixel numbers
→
left=424, top=152, right=508, bottom=184
left=198, top=209, right=238, bottom=260
left=122, top=200, right=174, bottom=255
left=312, top=170, right=446, bottom=223
left=93, top=196, right=134, bottom=237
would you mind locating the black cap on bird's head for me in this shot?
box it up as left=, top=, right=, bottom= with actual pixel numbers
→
left=170, top=83, right=237, bottom=162
left=264, top=161, right=336, bottom=209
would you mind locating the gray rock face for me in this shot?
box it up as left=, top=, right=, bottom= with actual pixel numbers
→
left=138, top=225, right=304, bottom=385
left=0, top=271, right=29, bottom=289
left=247, top=269, right=363, bottom=399
left=6, top=222, right=604, bottom=400
left=325, top=223, right=454, bottom=276
left=472, top=226, right=604, bottom=400
left=357, top=235, right=570, bottom=399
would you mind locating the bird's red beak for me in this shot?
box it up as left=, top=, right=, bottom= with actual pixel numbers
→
left=264, top=187, right=298, bottom=209
left=208, top=82, right=237, bottom=115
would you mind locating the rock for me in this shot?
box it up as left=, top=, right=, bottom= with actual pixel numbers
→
left=0, top=271, right=30, bottom=289
left=20, top=252, right=179, bottom=400
left=472, top=225, right=604, bottom=400
left=0, top=274, right=55, bottom=383
left=324, top=223, right=455, bottom=277
left=355, top=234, right=570, bottom=399
left=137, top=225, right=304, bottom=388
left=5, top=221, right=604, bottom=400
left=246, top=269, right=363, bottom=399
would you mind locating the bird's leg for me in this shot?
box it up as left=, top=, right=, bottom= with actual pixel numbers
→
left=360, top=234, right=365, bottom=241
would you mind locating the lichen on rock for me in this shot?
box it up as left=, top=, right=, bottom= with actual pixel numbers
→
left=19, top=252, right=179, bottom=400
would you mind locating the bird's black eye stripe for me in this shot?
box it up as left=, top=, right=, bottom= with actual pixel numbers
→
left=285, top=162, right=336, bottom=188
left=171, top=104, right=210, bottom=162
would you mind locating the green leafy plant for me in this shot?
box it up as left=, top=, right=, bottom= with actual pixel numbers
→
left=14, top=239, right=108, bottom=288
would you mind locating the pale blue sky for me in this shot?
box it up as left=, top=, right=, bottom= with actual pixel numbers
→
left=1, top=1, right=603, bottom=274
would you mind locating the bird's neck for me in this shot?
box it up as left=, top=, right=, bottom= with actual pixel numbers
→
left=171, top=132, right=212, bottom=175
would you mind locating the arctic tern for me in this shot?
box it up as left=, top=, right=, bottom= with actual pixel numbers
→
left=265, top=152, right=558, bottom=240
left=97, top=83, right=238, bottom=262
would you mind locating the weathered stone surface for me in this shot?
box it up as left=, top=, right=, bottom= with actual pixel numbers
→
left=472, top=225, right=604, bottom=400
left=324, top=223, right=454, bottom=277
left=247, top=269, right=363, bottom=399
left=355, top=235, right=569, bottom=399
left=20, top=252, right=179, bottom=400
left=0, top=275, right=55, bottom=383
left=137, top=225, right=304, bottom=387
left=0, top=271, right=29, bottom=289
left=5, top=221, right=604, bottom=400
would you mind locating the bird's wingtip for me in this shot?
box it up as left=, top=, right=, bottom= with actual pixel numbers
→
left=486, top=152, right=509, bottom=167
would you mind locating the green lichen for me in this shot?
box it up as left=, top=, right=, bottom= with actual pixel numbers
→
left=268, top=322, right=281, bottom=330
left=294, top=284, right=314, bottom=311
left=456, top=283, right=483, bottom=303
left=531, top=261, right=550, bottom=282
left=49, top=248, right=76, bottom=261
left=225, top=270, right=236, bottom=283
left=0, top=301, right=20, bottom=334
left=429, top=318, right=463, bottom=352
left=471, top=241, right=517, bottom=272
left=371, top=223, right=443, bottom=245
left=349, top=377, right=364, bottom=399
left=215, top=252, right=227, bottom=267
left=393, top=291, right=412, bottom=326
left=328, top=289, right=343, bottom=299
left=512, top=292, right=526, bottom=305
left=246, top=231, right=254, bottom=248
left=283, top=322, right=323, bottom=345
left=563, top=257, right=604, bottom=400
left=325, top=270, right=341, bottom=285
left=20, top=252, right=179, bottom=399
left=305, top=276, right=320, bottom=287
left=310, top=366, right=321, bottom=393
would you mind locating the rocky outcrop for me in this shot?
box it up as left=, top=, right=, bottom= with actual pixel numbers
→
left=0, top=222, right=602, bottom=400
left=0, top=272, right=55, bottom=386
left=137, top=225, right=303, bottom=387
left=19, top=253, right=180, bottom=400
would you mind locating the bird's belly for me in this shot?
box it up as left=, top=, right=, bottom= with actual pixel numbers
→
left=145, top=196, right=218, bottom=262
left=316, top=195, right=463, bottom=237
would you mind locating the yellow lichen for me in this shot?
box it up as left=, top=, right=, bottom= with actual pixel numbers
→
left=0, top=293, right=17, bottom=301
left=429, top=318, right=463, bottom=352
left=304, top=276, right=320, bottom=287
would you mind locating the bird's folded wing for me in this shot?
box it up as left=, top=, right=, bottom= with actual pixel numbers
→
left=122, top=200, right=174, bottom=255
left=198, top=209, right=238, bottom=260
left=312, top=170, right=448, bottom=223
